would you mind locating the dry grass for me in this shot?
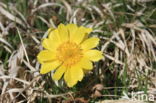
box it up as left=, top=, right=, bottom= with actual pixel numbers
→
left=0, top=0, right=156, bottom=102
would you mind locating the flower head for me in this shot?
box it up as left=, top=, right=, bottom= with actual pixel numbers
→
left=37, top=24, right=103, bottom=87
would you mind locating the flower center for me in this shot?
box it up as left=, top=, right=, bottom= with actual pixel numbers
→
left=57, top=41, right=83, bottom=67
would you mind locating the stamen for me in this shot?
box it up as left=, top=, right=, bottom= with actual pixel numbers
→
left=57, top=41, right=83, bottom=67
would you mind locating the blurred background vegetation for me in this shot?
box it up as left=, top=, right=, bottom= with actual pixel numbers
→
left=0, top=0, right=156, bottom=102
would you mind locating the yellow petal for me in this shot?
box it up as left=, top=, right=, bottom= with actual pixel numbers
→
left=81, top=37, right=99, bottom=50
left=53, top=65, right=67, bottom=80
left=37, top=50, right=56, bottom=63
left=83, top=28, right=93, bottom=39
left=84, top=50, right=103, bottom=61
left=64, top=66, right=84, bottom=87
left=49, top=29, right=61, bottom=41
left=64, top=69, right=76, bottom=87
left=40, top=60, right=61, bottom=74
left=78, top=57, right=93, bottom=70
left=58, top=24, right=69, bottom=41
left=42, top=38, right=49, bottom=49
left=71, top=26, right=92, bottom=44
left=48, top=27, right=55, bottom=32
left=70, top=65, right=84, bottom=82
left=42, top=38, right=60, bottom=51
left=66, top=24, right=78, bottom=40
left=64, top=69, right=70, bottom=83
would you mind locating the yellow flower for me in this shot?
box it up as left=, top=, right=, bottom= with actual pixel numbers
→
left=37, top=24, right=103, bottom=87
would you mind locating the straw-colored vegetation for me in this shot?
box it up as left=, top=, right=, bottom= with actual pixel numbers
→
left=0, top=0, right=156, bottom=102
